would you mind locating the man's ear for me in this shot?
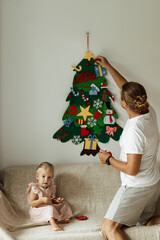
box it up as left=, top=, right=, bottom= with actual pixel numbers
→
left=123, top=101, right=127, bottom=109
left=121, top=99, right=127, bottom=110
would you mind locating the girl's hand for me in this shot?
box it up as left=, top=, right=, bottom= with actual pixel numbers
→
left=57, top=197, right=64, bottom=203
left=42, top=197, right=52, bottom=204
left=53, top=197, right=64, bottom=204
left=98, top=150, right=111, bottom=164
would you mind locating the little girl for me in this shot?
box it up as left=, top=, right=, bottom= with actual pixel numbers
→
left=26, top=162, right=73, bottom=231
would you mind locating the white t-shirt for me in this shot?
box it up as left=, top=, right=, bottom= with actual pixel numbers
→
left=120, top=105, right=160, bottom=187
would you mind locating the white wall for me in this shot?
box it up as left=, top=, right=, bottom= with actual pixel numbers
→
left=0, top=0, right=160, bottom=170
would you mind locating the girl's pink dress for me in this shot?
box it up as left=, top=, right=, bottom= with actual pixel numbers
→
left=26, top=183, right=73, bottom=223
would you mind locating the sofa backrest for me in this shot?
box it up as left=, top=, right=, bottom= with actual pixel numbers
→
left=1, top=162, right=160, bottom=218
left=0, top=163, right=121, bottom=218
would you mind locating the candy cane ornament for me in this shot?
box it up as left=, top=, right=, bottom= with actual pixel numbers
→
left=81, top=90, right=89, bottom=102
left=70, top=87, right=79, bottom=96
left=71, top=65, right=82, bottom=72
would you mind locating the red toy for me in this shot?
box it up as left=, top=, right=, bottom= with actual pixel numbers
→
left=76, top=216, right=88, bottom=220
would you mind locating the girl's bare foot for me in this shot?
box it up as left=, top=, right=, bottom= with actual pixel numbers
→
left=146, top=216, right=160, bottom=226
left=51, top=225, right=63, bottom=231
left=49, top=217, right=64, bottom=231
left=56, top=218, right=70, bottom=224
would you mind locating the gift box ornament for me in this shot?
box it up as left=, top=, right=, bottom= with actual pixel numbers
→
left=94, top=65, right=107, bottom=77
left=84, top=134, right=98, bottom=150
left=80, top=134, right=100, bottom=156
left=75, top=119, right=86, bottom=125
left=63, top=117, right=73, bottom=127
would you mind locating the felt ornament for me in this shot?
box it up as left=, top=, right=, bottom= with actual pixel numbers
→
left=94, top=65, right=107, bottom=77
left=84, top=52, right=94, bottom=61
left=77, top=105, right=93, bottom=121
left=81, top=90, right=89, bottom=102
left=89, top=84, right=100, bottom=96
left=87, top=117, right=97, bottom=128
left=101, top=89, right=109, bottom=101
left=93, top=99, right=103, bottom=109
left=106, top=126, right=117, bottom=136
left=63, top=117, right=73, bottom=127
left=80, top=125, right=90, bottom=136
left=71, top=65, right=82, bottom=72
left=53, top=39, right=123, bottom=156
left=104, top=109, right=116, bottom=125
left=69, top=105, right=78, bottom=115
left=94, top=110, right=102, bottom=119
left=72, top=135, right=82, bottom=145
left=70, top=87, right=79, bottom=96
left=109, top=96, right=115, bottom=102
left=75, top=119, right=86, bottom=125
left=101, top=83, right=108, bottom=89
left=80, top=134, right=100, bottom=156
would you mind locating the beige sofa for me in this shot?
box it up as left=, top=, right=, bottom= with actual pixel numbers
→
left=0, top=162, right=160, bottom=240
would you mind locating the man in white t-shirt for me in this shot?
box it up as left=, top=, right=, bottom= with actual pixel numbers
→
left=96, top=56, right=160, bottom=240
left=120, top=105, right=160, bottom=188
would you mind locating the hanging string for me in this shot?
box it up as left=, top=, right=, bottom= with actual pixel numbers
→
left=86, top=32, right=89, bottom=52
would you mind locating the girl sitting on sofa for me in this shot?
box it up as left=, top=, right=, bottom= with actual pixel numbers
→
left=26, top=162, right=73, bottom=231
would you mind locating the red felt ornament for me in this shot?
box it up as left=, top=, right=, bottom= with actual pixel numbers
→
left=69, top=105, right=78, bottom=115
left=81, top=125, right=89, bottom=136
left=94, top=110, right=102, bottom=119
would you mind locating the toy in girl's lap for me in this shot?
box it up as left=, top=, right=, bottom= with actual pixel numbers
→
left=51, top=197, right=64, bottom=204
left=26, top=162, right=73, bottom=231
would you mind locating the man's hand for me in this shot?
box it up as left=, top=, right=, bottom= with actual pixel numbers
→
left=95, top=56, right=110, bottom=69
left=98, top=150, right=111, bottom=164
left=95, top=55, right=127, bottom=89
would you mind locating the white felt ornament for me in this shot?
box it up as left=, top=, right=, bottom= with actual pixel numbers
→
left=104, top=109, right=115, bottom=125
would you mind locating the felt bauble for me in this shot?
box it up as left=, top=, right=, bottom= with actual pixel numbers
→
left=69, top=105, right=78, bottom=115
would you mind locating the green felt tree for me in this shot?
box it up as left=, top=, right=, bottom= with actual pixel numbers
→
left=53, top=51, right=123, bottom=156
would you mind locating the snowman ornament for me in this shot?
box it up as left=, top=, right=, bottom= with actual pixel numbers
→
left=104, top=109, right=115, bottom=125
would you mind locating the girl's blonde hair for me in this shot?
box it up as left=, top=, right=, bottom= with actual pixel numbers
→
left=36, top=162, right=54, bottom=174
left=121, top=82, right=149, bottom=114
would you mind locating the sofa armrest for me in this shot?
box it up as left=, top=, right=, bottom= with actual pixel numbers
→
left=0, top=190, right=18, bottom=230
left=0, top=190, right=16, bottom=239
left=0, top=224, right=15, bottom=240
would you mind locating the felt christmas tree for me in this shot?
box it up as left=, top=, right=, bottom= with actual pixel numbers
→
left=53, top=36, right=123, bottom=156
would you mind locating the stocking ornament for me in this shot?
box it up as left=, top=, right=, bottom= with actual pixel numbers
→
left=81, top=125, right=90, bottom=136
